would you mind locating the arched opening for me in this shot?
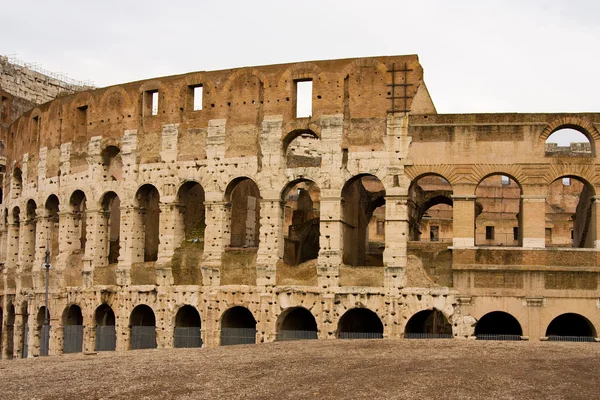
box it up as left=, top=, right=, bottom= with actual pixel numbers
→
left=545, top=128, right=592, bottom=156
left=12, top=167, right=22, bottom=198
left=545, top=176, right=595, bottom=248
left=100, top=192, right=121, bottom=264
left=226, top=178, right=261, bottom=248
left=70, top=190, right=87, bottom=250
left=45, top=195, right=60, bottom=264
left=404, top=309, right=452, bottom=339
left=173, top=182, right=205, bottom=285
left=24, top=200, right=37, bottom=266
left=20, top=302, right=29, bottom=358
left=5, top=303, right=14, bottom=359
left=220, top=306, right=257, bottom=346
left=276, top=307, right=318, bottom=341
left=36, top=306, right=50, bottom=356
left=283, top=130, right=321, bottom=168
left=408, top=175, right=453, bottom=242
left=130, top=305, right=156, bottom=350
left=174, top=305, right=202, bottom=348
left=475, top=311, right=522, bottom=340
left=9, top=207, right=20, bottom=266
left=101, top=145, right=123, bottom=180
left=475, top=175, right=521, bottom=246
left=135, top=184, right=160, bottom=262
left=94, top=304, right=116, bottom=351
left=337, top=308, right=384, bottom=339
left=62, top=305, right=83, bottom=354
left=282, top=180, right=320, bottom=266
left=546, top=313, right=597, bottom=342
left=342, top=175, right=386, bottom=266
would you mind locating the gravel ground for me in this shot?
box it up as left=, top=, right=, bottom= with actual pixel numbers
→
left=1, top=339, right=599, bottom=400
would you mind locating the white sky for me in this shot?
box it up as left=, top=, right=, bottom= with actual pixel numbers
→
left=1, top=0, right=599, bottom=117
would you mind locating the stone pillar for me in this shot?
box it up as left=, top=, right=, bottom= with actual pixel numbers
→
left=56, top=211, right=78, bottom=268
left=256, top=195, right=282, bottom=287
left=588, top=196, right=600, bottom=249
left=520, top=195, right=546, bottom=248
left=383, top=194, right=408, bottom=291
left=82, top=209, right=105, bottom=287
left=317, top=192, right=342, bottom=290
left=451, top=193, right=476, bottom=247
left=157, top=202, right=183, bottom=265
left=32, top=214, right=50, bottom=290
left=201, top=198, right=226, bottom=286
left=12, top=311, right=23, bottom=358
left=116, top=206, right=136, bottom=286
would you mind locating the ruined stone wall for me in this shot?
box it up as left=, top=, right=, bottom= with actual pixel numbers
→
left=0, top=55, right=599, bottom=358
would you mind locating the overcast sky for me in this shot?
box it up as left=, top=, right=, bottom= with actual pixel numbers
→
left=1, top=0, right=599, bottom=115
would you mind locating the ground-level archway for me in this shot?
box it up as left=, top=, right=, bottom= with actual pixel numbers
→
left=276, top=307, right=318, bottom=341
left=337, top=308, right=383, bottom=339
left=475, top=311, right=522, bottom=340
left=404, top=309, right=452, bottom=339
left=174, top=305, right=202, bottom=348
left=220, top=306, right=257, bottom=346
left=546, top=313, right=597, bottom=342
left=95, top=304, right=116, bottom=351
left=36, top=306, right=50, bottom=356
left=5, top=303, right=15, bottom=359
left=63, top=305, right=84, bottom=354
left=130, top=305, right=156, bottom=350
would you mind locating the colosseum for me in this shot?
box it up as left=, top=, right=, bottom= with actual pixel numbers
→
left=0, top=54, right=599, bottom=358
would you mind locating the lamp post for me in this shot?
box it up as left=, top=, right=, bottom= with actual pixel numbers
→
left=42, top=235, right=51, bottom=356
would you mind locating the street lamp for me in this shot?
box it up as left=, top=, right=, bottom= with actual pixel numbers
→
left=42, top=235, right=51, bottom=356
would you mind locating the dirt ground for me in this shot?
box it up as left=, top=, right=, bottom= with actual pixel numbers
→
left=1, top=339, right=599, bottom=400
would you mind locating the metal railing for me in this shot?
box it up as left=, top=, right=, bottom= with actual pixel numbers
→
left=63, top=325, right=84, bottom=353
left=405, top=333, right=452, bottom=339
left=130, top=326, right=157, bottom=350
left=476, top=334, right=522, bottom=341
left=276, top=330, right=318, bottom=341
left=547, top=335, right=596, bottom=343
left=174, top=327, right=203, bottom=348
left=95, top=325, right=116, bottom=351
left=220, top=328, right=256, bottom=346
left=338, top=332, right=383, bottom=340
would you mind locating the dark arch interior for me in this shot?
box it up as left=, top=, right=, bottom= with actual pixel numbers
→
left=282, top=180, right=320, bottom=266
left=475, top=311, right=522, bottom=336
left=136, top=184, right=160, bottom=262
left=36, top=307, right=49, bottom=327
left=101, top=192, right=121, bottom=264
left=177, top=181, right=206, bottom=242
left=280, top=308, right=317, bottom=332
left=546, top=313, right=596, bottom=337
left=405, top=309, right=452, bottom=335
left=130, top=305, right=156, bottom=326
left=175, top=305, right=201, bottom=327
left=222, top=306, right=256, bottom=329
left=95, top=304, right=115, bottom=326
left=338, top=308, right=383, bottom=336
left=64, top=305, right=83, bottom=326
left=227, top=178, right=261, bottom=248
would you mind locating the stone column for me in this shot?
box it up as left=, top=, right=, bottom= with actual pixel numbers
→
left=12, top=311, right=23, bottom=358
left=317, top=192, right=343, bottom=290
left=116, top=206, right=136, bottom=286
left=383, top=194, right=408, bottom=291
left=520, top=195, right=546, bottom=248
left=451, top=193, right=476, bottom=247
left=157, top=202, right=183, bottom=265
left=32, top=214, right=50, bottom=290
left=82, top=208, right=105, bottom=287
left=201, top=198, right=226, bottom=286
left=256, top=194, right=283, bottom=287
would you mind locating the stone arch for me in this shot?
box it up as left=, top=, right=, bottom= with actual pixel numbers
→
left=224, top=177, right=261, bottom=248
left=281, top=179, right=320, bottom=266
left=404, top=309, right=452, bottom=338
left=173, top=305, right=202, bottom=348
left=544, top=164, right=598, bottom=187
left=341, top=174, right=386, bottom=266
left=62, top=304, right=83, bottom=354
left=276, top=307, right=318, bottom=341
left=341, top=58, right=389, bottom=78
left=277, top=62, right=325, bottom=88
left=220, top=306, right=257, bottom=346
left=134, top=184, right=161, bottom=262
left=474, top=311, right=522, bottom=340
left=337, top=307, right=383, bottom=339
left=35, top=306, right=50, bottom=356
left=223, top=68, right=269, bottom=93
left=45, top=194, right=60, bottom=263
left=408, top=173, right=454, bottom=242
left=69, top=190, right=87, bottom=250
left=99, top=191, right=121, bottom=265
left=546, top=313, right=597, bottom=340
left=94, top=303, right=116, bottom=351
left=98, top=86, right=132, bottom=112
left=130, top=304, right=157, bottom=350
left=283, top=129, right=321, bottom=169
left=12, top=167, right=22, bottom=198
left=540, top=117, right=600, bottom=145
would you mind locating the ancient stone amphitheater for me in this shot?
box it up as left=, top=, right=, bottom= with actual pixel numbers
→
left=1, top=54, right=599, bottom=358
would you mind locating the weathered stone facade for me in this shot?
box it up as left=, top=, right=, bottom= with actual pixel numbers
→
left=1, top=55, right=599, bottom=358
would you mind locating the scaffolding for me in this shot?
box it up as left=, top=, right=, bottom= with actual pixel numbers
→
left=4, top=55, right=95, bottom=89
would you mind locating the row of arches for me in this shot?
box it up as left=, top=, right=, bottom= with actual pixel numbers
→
left=1, top=305, right=596, bottom=358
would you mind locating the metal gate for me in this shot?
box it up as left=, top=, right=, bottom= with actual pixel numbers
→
left=277, top=330, right=318, bottom=341
left=220, top=328, right=256, bottom=346
left=131, top=326, right=156, bottom=350
left=476, top=334, right=521, bottom=341
left=95, top=325, right=117, bottom=351
left=21, top=324, right=29, bottom=358
left=63, top=325, right=84, bottom=353
left=174, top=327, right=202, bottom=348
left=547, top=335, right=596, bottom=343
left=338, top=332, right=383, bottom=339
left=40, top=325, right=50, bottom=356
left=405, top=333, right=452, bottom=339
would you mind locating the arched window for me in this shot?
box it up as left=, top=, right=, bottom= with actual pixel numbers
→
left=225, top=178, right=261, bottom=248
left=101, top=145, right=123, bottom=180
left=70, top=190, right=87, bottom=250
left=408, top=175, right=453, bottom=242
left=135, top=185, right=160, bottom=262
left=100, top=192, right=121, bottom=265
left=45, top=195, right=60, bottom=264
left=283, top=130, right=321, bottom=168
left=475, top=175, right=521, bottom=246
left=282, top=180, right=320, bottom=265
left=545, top=128, right=592, bottom=156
